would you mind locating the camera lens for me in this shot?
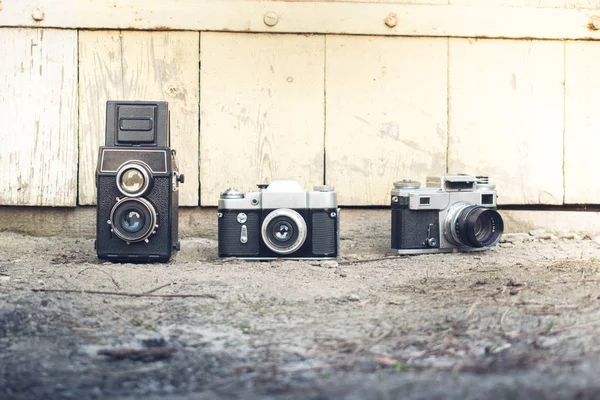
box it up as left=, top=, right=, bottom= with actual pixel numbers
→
left=272, top=221, right=294, bottom=242
left=261, top=209, right=307, bottom=255
left=109, top=197, right=157, bottom=243
left=122, top=209, right=145, bottom=233
left=121, top=169, right=145, bottom=193
left=459, top=207, right=503, bottom=247
left=116, top=162, right=151, bottom=197
left=444, top=203, right=503, bottom=248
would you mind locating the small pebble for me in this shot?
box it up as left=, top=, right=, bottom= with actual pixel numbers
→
left=501, top=233, right=532, bottom=243
left=321, top=261, right=338, bottom=268
left=529, top=229, right=557, bottom=240
left=558, top=232, right=582, bottom=240
left=347, top=294, right=360, bottom=302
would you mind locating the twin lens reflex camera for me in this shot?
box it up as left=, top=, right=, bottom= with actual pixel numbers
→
left=96, top=101, right=184, bottom=262
left=218, top=180, right=340, bottom=259
left=391, top=175, right=504, bottom=254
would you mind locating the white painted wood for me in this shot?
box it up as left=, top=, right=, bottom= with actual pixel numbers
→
left=1, top=1, right=600, bottom=40
left=78, top=30, right=199, bottom=205
left=199, top=32, right=325, bottom=206
left=564, top=41, right=600, bottom=204
left=450, top=0, right=564, bottom=6
left=448, top=38, right=564, bottom=205
left=325, top=36, right=448, bottom=206
left=0, top=28, right=78, bottom=206
left=567, top=0, right=600, bottom=7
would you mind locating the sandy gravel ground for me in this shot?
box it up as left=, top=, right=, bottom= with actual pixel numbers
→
left=1, top=210, right=600, bottom=399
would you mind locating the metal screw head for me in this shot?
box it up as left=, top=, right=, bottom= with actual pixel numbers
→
left=384, top=12, right=397, bottom=28
left=264, top=11, right=279, bottom=27
left=237, top=213, right=247, bottom=224
left=251, top=198, right=259, bottom=206
left=426, top=237, right=437, bottom=248
left=392, top=196, right=399, bottom=203
left=330, top=212, right=337, bottom=218
left=217, top=212, right=223, bottom=218
left=32, top=8, right=45, bottom=21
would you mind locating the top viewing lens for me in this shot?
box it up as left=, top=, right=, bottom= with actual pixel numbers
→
left=121, top=169, right=145, bottom=193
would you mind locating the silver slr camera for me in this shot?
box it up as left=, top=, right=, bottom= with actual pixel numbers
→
left=391, top=175, right=504, bottom=254
left=218, top=180, right=340, bottom=259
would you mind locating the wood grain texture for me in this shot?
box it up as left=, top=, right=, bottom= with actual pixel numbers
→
left=448, top=38, right=564, bottom=205
left=78, top=30, right=199, bottom=205
left=566, top=0, right=600, bottom=7
left=564, top=41, right=600, bottom=204
left=450, top=0, right=564, bottom=6
left=1, top=1, right=600, bottom=40
left=325, top=36, right=448, bottom=206
left=199, top=32, right=325, bottom=206
left=0, top=28, right=78, bottom=206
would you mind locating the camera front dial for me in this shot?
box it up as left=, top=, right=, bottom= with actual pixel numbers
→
left=261, top=209, right=307, bottom=255
left=109, top=197, right=158, bottom=243
left=444, top=202, right=504, bottom=248
left=116, top=162, right=152, bottom=197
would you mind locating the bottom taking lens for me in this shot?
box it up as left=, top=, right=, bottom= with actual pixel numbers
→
left=109, top=197, right=157, bottom=243
left=122, top=210, right=145, bottom=233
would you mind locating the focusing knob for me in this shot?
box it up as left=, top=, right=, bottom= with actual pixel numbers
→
left=221, top=188, right=244, bottom=199
left=177, top=174, right=185, bottom=184
left=313, top=185, right=335, bottom=192
left=394, top=180, right=421, bottom=189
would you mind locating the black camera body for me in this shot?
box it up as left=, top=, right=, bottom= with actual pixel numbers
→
left=391, top=175, right=504, bottom=254
left=218, top=180, right=339, bottom=259
left=96, top=101, right=183, bottom=262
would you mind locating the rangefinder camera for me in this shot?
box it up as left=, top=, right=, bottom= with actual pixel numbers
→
left=218, top=180, right=340, bottom=259
left=96, top=101, right=184, bottom=262
left=391, top=175, right=504, bottom=254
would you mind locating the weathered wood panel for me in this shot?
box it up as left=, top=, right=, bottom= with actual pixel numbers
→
left=564, top=41, right=600, bottom=204
left=78, top=30, right=199, bottom=205
left=1, top=1, right=600, bottom=40
left=450, top=0, right=564, bottom=6
left=325, top=36, right=448, bottom=206
left=567, top=0, right=600, bottom=7
left=0, top=28, right=78, bottom=206
left=448, top=38, right=564, bottom=205
left=199, top=32, right=325, bottom=206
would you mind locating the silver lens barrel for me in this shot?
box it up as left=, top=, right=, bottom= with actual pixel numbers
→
left=444, top=202, right=503, bottom=248
left=116, top=162, right=152, bottom=197
left=109, top=197, right=157, bottom=243
left=261, top=208, right=307, bottom=255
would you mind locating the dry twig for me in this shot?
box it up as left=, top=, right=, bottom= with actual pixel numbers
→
left=78, top=266, right=120, bottom=288
left=31, top=288, right=217, bottom=299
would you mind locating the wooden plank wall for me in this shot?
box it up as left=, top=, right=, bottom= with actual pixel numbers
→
left=78, top=31, right=199, bottom=206
left=0, top=0, right=599, bottom=207
left=199, top=33, right=325, bottom=206
left=0, top=28, right=78, bottom=206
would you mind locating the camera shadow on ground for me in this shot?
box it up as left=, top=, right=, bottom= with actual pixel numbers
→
left=1, top=209, right=600, bottom=399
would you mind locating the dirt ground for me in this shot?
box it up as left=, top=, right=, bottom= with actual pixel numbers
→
left=1, top=209, right=600, bottom=399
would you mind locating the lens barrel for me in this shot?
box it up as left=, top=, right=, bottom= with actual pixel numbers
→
left=456, top=206, right=503, bottom=248
left=109, top=197, right=157, bottom=243
left=116, top=162, right=152, bottom=197
left=444, top=202, right=503, bottom=248
left=261, top=209, right=307, bottom=255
